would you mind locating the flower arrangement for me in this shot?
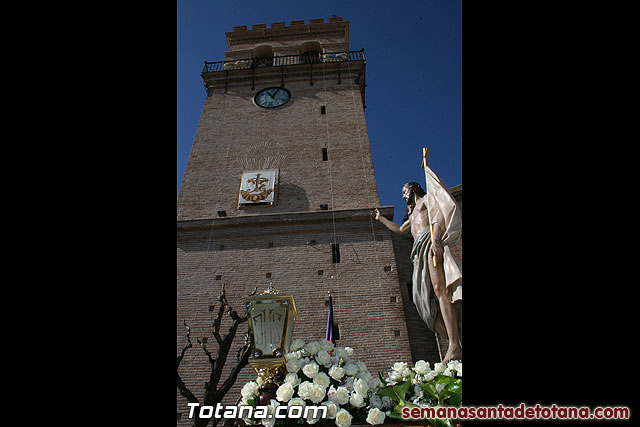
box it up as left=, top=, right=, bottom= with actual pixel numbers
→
left=239, top=339, right=391, bottom=427
left=376, top=359, right=462, bottom=427
left=239, top=338, right=461, bottom=427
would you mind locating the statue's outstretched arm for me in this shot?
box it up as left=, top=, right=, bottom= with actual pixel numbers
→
left=372, top=208, right=411, bottom=235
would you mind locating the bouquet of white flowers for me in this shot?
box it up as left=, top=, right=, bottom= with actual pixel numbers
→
left=374, top=359, right=462, bottom=427
left=239, top=339, right=392, bottom=427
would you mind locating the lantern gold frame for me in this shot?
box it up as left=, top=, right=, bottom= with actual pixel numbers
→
left=244, top=288, right=298, bottom=376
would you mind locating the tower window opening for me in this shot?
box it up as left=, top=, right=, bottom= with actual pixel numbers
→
left=252, top=45, right=274, bottom=67
left=322, top=147, right=328, bottom=161
left=321, top=105, right=326, bottom=114
left=300, top=41, right=322, bottom=64
left=332, top=243, right=340, bottom=263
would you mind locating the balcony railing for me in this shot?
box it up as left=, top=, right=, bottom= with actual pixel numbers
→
left=202, top=50, right=365, bottom=73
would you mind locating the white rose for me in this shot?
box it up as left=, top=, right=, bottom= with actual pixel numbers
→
left=333, top=347, right=347, bottom=359
left=414, top=360, right=430, bottom=375
left=389, top=371, right=402, bottom=382
left=302, top=361, right=320, bottom=378
left=285, top=372, right=301, bottom=387
left=344, top=376, right=354, bottom=390
left=329, top=386, right=350, bottom=405
left=392, top=362, right=407, bottom=373
left=285, top=352, right=299, bottom=361
left=309, top=384, right=326, bottom=403
left=329, top=365, right=345, bottom=381
left=314, top=372, right=331, bottom=389
left=359, top=371, right=374, bottom=384
left=290, top=338, right=305, bottom=351
left=353, top=378, right=369, bottom=395
left=349, top=391, right=365, bottom=408
left=241, top=381, right=259, bottom=399
left=305, top=341, right=320, bottom=355
left=366, top=408, right=386, bottom=425
left=356, top=361, right=368, bottom=374
left=276, top=382, right=294, bottom=402
left=306, top=409, right=322, bottom=424
left=369, top=377, right=382, bottom=389
left=344, top=347, right=354, bottom=356
left=298, top=381, right=314, bottom=400
left=261, top=416, right=276, bottom=427
left=319, top=339, right=335, bottom=352
left=447, top=360, right=462, bottom=376
left=443, top=368, right=454, bottom=377
left=401, top=368, right=413, bottom=380
left=316, top=350, right=332, bottom=367
left=423, top=371, right=436, bottom=382
left=288, top=397, right=306, bottom=409
left=261, top=400, right=280, bottom=427
left=321, top=400, right=339, bottom=419
left=335, top=408, right=353, bottom=427
left=433, top=362, right=445, bottom=374
left=343, top=363, right=358, bottom=377
left=286, top=358, right=300, bottom=374
left=447, top=359, right=461, bottom=369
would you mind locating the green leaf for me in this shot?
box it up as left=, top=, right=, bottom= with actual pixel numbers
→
left=377, top=380, right=412, bottom=406
left=378, top=371, right=387, bottom=386
left=448, top=392, right=462, bottom=407
left=377, top=386, right=397, bottom=399
left=434, top=374, right=455, bottom=387
left=420, top=382, right=439, bottom=399
left=387, top=411, right=405, bottom=420
left=393, top=380, right=412, bottom=401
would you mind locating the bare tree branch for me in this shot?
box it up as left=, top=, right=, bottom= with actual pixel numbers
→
left=177, top=319, right=193, bottom=368
left=218, top=333, right=252, bottom=398
left=177, top=320, right=198, bottom=404
left=179, top=285, right=256, bottom=427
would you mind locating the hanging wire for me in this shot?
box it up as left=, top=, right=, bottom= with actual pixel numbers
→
left=343, top=57, right=389, bottom=334
left=202, top=95, right=238, bottom=285
left=321, top=57, right=340, bottom=289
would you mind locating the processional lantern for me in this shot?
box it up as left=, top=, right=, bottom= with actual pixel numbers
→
left=244, top=281, right=297, bottom=382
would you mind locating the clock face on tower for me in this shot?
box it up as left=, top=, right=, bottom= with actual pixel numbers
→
left=254, top=87, right=291, bottom=109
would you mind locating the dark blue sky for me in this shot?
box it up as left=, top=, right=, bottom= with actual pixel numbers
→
left=178, top=0, right=461, bottom=222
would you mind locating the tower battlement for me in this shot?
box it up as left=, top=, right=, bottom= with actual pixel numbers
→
left=225, top=17, right=349, bottom=55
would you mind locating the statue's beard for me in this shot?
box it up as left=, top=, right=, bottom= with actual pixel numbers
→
left=405, top=197, right=416, bottom=216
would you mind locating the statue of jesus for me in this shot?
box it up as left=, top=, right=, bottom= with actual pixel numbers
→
left=373, top=170, right=462, bottom=363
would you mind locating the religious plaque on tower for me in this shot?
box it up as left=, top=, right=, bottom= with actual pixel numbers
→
left=238, top=169, right=279, bottom=206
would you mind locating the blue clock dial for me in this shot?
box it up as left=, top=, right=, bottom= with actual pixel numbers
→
left=254, top=87, right=291, bottom=108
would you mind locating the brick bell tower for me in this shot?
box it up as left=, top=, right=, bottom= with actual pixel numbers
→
left=177, top=17, right=423, bottom=421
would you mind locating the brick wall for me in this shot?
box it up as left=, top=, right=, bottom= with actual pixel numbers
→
left=177, top=76, right=376, bottom=221
left=177, top=208, right=413, bottom=423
